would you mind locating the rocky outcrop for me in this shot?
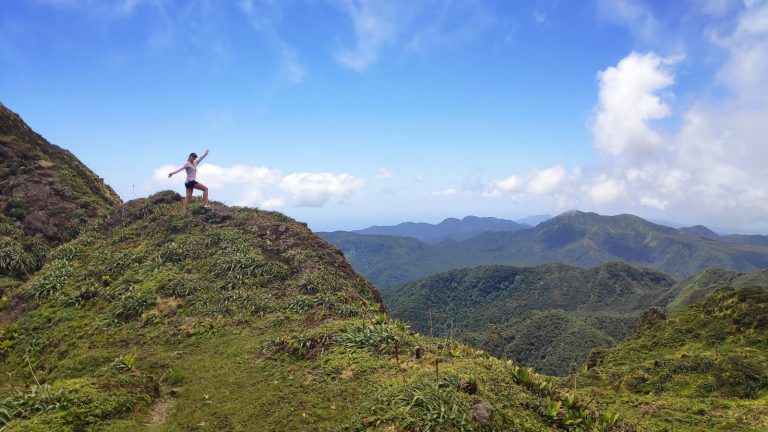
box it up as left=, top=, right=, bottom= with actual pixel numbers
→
left=0, top=103, right=122, bottom=244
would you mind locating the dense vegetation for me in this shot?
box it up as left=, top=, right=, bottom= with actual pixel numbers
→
left=384, top=262, right=674, bottom=375
left=576, top=287, right=768, bottom=431
left=322, top=211, right=768, bottom=289
left=656, top=267, right=768, bottom=311
left=0, top=192, right=590, bottom=431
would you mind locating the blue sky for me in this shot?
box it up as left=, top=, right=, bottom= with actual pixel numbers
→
left=2, top=0, right=767, bottom=233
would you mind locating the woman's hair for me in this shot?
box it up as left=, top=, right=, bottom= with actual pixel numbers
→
left=189, top=152, right=198, bottom=159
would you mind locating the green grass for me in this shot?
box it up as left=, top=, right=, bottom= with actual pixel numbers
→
left=573, top=287, right=768, bottom=431
left=0, top=193, right=564, bottom=431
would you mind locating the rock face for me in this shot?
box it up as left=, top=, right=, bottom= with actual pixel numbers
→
left=639, top=307, right=666, bottom=327
left=0, top=103, right=122, bottom=244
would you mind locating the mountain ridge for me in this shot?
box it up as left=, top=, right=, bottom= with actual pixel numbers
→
left=350, top=215, right=530, bottom=244
left=322, top=210, right=768, bottom=288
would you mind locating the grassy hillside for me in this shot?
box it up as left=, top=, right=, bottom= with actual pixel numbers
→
left=657, top=268, right=768, bottom=311
left=384, top=262, right=675, bottom=375
left=322, top=211, right=768, bottom=289
left=0, top=103, right=122, bottom=284
left=576, top=287, right=768, bottom=431
left=0, top=192, right=602, bottom=432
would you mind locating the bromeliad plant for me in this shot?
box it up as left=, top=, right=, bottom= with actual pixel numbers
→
left=0, top=384, right=68, bottom=431
left=506, top=361, right=627, bottom=431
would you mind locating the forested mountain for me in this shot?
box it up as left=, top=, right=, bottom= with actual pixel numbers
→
left=322, top=210, right=768, bottom=288
left=352, top=215, right=530, bottom=244
left=679, top=224, right=768, bottom=246
left=384, top=262, right=676, bottom=375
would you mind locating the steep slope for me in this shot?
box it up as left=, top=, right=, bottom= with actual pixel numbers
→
left=323, top=211, right=768, bottom=288
left=385, top=262, right=675, bottom=375
left=0, top=103, right=122, bottom=294
left=0, top=192, right=573, bottom=431
left=352, top=216, right=529, bottom=244
left=577, top=287, right=768, bottom=431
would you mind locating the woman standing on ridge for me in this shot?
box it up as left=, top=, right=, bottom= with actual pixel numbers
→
left=168, top=149, right=210, bottom=211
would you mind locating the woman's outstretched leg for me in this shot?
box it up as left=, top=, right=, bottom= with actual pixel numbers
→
left=195, top=183, right=209, bottom=206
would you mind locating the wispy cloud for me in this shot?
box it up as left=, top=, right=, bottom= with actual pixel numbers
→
left=376, top=167, right=394, bottom=180
left=237, top=0, right=307, bottom=83
left=333, top=0, right=401, bottom=71
left=332, top=0, right=495, bottom=71
left=34, top=0, right=155, bottom=18
left=596, top=0, right=659, bottom=42
left=431, top=188, right=457, bottom=196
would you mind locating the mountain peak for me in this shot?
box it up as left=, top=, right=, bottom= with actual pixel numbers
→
left=679, top=224, right=720, bottom=240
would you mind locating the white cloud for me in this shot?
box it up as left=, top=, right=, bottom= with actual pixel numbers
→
left=154, top=164, right=364, bottom=208
left=486, top=165, right=569, bottom=199
left=526, top=165, right=566, bottom=196
left=639, top=196, right=668, bottom=210
left=592, top=52, right=679, bottom=157
left=376, top=167, right=393, bottom=179
left=258, top=197, right=286, bottom=209
left=431, top=188, right=457, bottom=196
left=573, top=1, right=768, bottom=228
left=491, top=175, right=523, bottom=193
left=585, top=176, right=625, bottom=205
left=280, top=172, right=365, bottom=207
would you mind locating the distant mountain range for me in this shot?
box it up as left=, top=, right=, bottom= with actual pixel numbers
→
left=321, top=210, right=768, bottom=288
left=679, top=224, right=768, bottom=247
left=514, top=214, right=552, bottom=226
left=352, top=215, right=531, bottom=244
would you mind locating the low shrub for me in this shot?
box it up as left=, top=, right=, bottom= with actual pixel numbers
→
left=24, top=259, right=74, bottom=300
